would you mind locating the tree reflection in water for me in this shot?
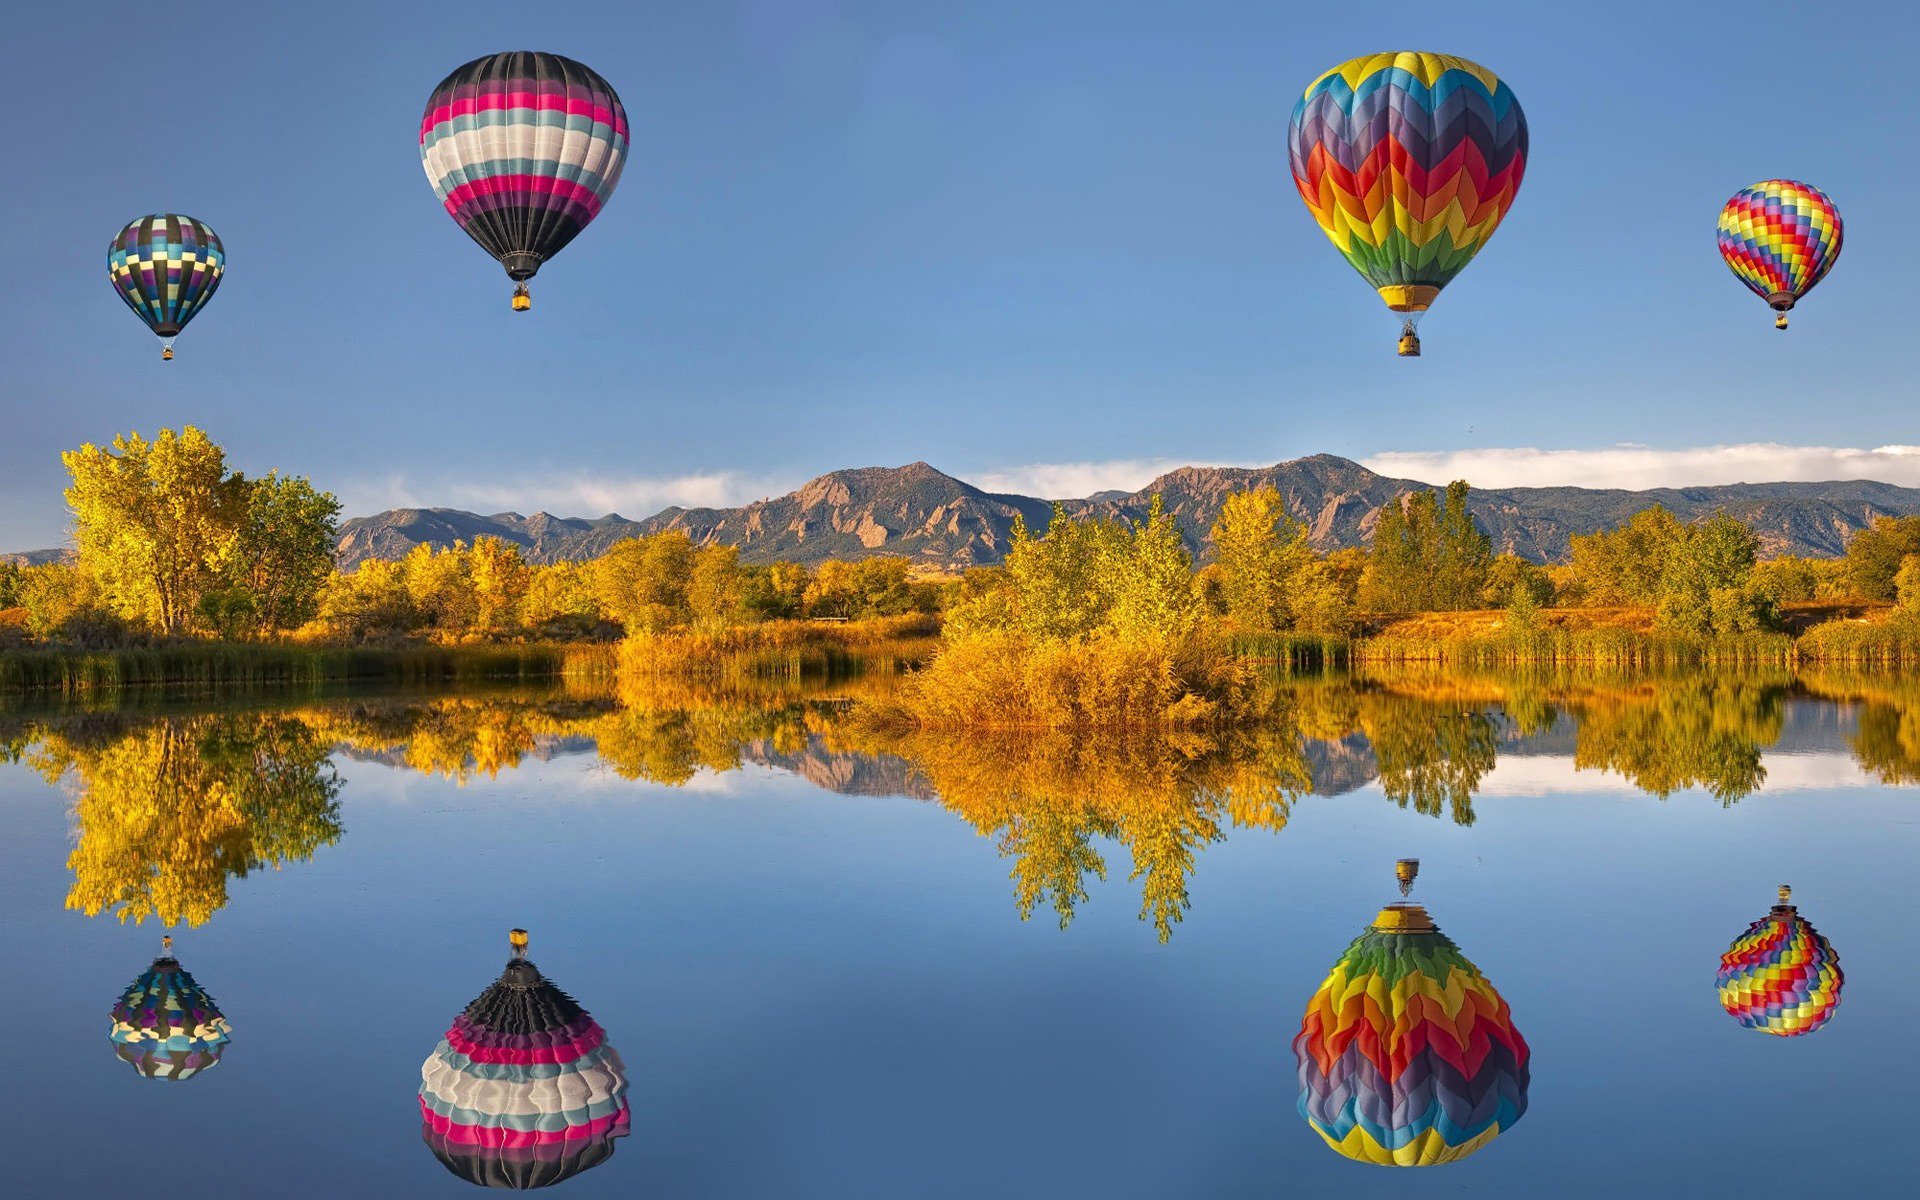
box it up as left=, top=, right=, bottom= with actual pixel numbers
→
left=8, top=664, right=1914, bottom=938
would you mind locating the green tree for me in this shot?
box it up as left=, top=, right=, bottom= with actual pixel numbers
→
left=310, top=559, right=419, bottom=640
left=1108, top=495, right=1199, bottom=642
left=227, top=471, right=341, bottom=633
left=1655, top=512, right=1772, bottom=634
left=1566, top=506, right=1685, bottom=606
left=1482, top=553, right=1553, bottom=608
left=1361, top=481, right=1491, bottom=612
left=62, top=427, right=246, bottom=635
left=0, top=561, right=22, bottom=609
left=1843, top=516, right=1920, bottom=601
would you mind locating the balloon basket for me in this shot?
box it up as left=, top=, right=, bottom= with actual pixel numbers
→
left=512, top=285, right=531, bottom=312
left=1396, top=332, right=1421, bottom=357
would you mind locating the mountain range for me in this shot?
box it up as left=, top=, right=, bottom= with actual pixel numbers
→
left=325, top=454, right=1920, bottom=569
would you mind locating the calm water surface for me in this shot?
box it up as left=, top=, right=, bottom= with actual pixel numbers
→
left=2, top=671, right=1915, bottom=1198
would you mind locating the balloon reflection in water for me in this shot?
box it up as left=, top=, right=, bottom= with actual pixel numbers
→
left=1717, top=885, right=1843, bottom=1036
left=420, top=930, right=631, bottom=1189
left=1294, top=870, right=1529, bottom=1166
left=109, top=936, right=231, bottom=1080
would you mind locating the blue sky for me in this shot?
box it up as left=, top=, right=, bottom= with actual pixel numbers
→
left=1, top=0, right=1913, bottom=548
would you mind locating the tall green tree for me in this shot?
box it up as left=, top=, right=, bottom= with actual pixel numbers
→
left=1843, top=515, right=1920, bottom=601
left=226, top=471, right=341, bottom=633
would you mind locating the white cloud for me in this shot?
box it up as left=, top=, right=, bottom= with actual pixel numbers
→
left=973, top=457, right=1257, bottom=499
left=337, top=469, right=795, bottom=519
left=1362, top=444, right=1920, bottom=491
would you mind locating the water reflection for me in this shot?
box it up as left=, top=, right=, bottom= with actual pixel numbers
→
left=108, top=935, right=231, bottom=1080
left=1293, top=878, right=1529, bottom=1167
left=1717, top=885, right=1844, bottom=1036
left=6, top=668, right=1918, bottom=942
left=419, top=930, right=632, bottom=1189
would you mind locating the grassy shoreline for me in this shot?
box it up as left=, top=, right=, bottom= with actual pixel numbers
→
left=0, top=641, right=620, bottom=694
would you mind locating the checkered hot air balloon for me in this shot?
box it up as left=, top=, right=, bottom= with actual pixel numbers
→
left=106, top=215, right=225, bottom=361
left=1288, top=52, right=1528, bottom=357
left=1717, top=181, right=1842, bottom=330
left=108, top=937, right=232, bottom=1080
left=420, top=930, right=631, bottom=1189
left=420, top=52, right=629, bottom=312
left=1717, top=885, right=1843, bottom=1036
left=1293, top=880, right=1529, bottom=1166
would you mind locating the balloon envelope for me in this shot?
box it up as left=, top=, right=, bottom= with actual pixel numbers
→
left=1294, top=902, right=1529, bottom=1166
left=106, top=215, right=225, bottom=350
left=1287, top=52, right=1527, bottom=323
left=1717, top=889, right=1842, bottom=1036
left=420, top=52, right=628, bottom=295
left=1716, top=180, right=1842, bottom=320
left=420, top=954, right=630, bottom=1189
left=109, top=952, right=231, bottom=1080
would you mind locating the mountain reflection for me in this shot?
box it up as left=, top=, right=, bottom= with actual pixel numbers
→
left=6, top=666, right=1915, bottom=938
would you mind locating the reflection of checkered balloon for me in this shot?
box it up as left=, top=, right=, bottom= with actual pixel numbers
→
left=1717, top=181, right=1842, bottom=311
left=109, top=954, right=232, bottom=1080
left=107, top=214, right=225, bottom=340
left=1717, top=893, right=1843, bottom=1037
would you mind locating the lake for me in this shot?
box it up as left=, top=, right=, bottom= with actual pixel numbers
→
left=2, top=668, right=1914, bottom=1198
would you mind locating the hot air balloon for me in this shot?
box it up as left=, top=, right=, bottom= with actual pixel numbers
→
left=1717, top=181, right=1842, bottom=330
left=108, top=936, right=231, bottom=1079
left=1293, top=870, right=1529, bottom=1166
left=1287, top=52, right=1528, bottom=357
left=106, top=215, right=225, bottom=361
left=1717, top=885, right=1842, bottom=1036
left=419, top=929, right=631, bottom=1189
left=420, top=52, right=629, bottom=312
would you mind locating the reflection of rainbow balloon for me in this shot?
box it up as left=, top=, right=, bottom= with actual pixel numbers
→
left=1717, top=885, right=1842, bottom=1036
left=420, top=930, right=631, bottom=1189
left=109, top=937, right=231, bottom=1080
left=1294, top=899, right=1529, bottom=1166
left=1717, top=181, right=1842, bottom=330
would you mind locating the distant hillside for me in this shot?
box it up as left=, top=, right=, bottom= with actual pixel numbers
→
left=32, top=455, right=1920, bottom=571
left=0, top=549, right=69, bottom=567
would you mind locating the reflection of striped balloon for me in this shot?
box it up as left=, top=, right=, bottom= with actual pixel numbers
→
left=1288, top=52, right=1527, bottom=316
left=1294, top=903, right=1529, bottom=1166
left=1717, top=891, right=1842, bottom=1036
left=106, top=215, right=225, bottom=343
left=1716, top=181, right=1842, bottom=317
left=420, top=52, right=628, bottom=288
left=109, top=954, right=231, bottom=1080
left=419, top=956, right=630, bottom=1189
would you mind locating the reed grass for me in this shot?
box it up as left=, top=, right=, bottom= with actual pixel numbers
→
left=0, top=641, right=617, bottom=694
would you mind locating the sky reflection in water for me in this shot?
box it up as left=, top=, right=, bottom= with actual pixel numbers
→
left=0, top=671, right=1914, bottom=1198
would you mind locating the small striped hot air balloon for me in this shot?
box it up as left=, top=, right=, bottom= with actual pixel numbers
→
left=1287, top=52, right=1528, bottom=357
left=109, top=936, right=232, bottom=1080
left=1717, top=181, right=1842, bottom=330
left=420, top=52, right=629, bottom=312
left=1293, top=869, right=1529, bottom=1166
left=419, top=929, right=631, bottom=1189
left=1717, top=885, right=1843, bottom=1036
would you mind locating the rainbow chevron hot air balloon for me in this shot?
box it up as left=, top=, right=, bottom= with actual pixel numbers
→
left=1717, top=885, right=1843, bottom=1036
left=1294, top=898, right=1529, bottom=1166
left=108, top=937, right=231, bottom=1080
left=419, top=930, right=631, bottom=1189
left=1288, top=52, right=1528, bottom=357
left=1717, top=181, right=1842, bottom=330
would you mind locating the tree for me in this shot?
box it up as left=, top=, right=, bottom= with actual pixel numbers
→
left=310, top=560, right=419, bottom=641
left=1482, top=553, right=1553, bottom=608
left=1109, top=495, right=1200, bottom=642
left=1843, top=516, right=1920, bottom=601
left=592, top=533, right=696, bottom=633
left=62, top=427, right=245, bottom=635
left=402, top=543, right=479, bottom=636
left=468, top=536, right=531, bottom=633
left=1895, top=555, right=1920, bottom=623
left=1361, top=482, right=1491, bottom=612
left=228, top=471, right=341, bottom=633
left=16, top=563, right=127, bottom=645
left=522, top=562, right=604, bottom=636
left=997, top=505, right=1129, bottom=639
left=805, top=556, right=919, bottom=619
left=1566, top=506, right=1684, bottom=607
left=1210, top=487, right=1311, bottom=631
left=687, top=544, right=744, bottom=630
left=0, top=561, right=22, bottom=609
left=1655, top=512, right=1772, bottom=634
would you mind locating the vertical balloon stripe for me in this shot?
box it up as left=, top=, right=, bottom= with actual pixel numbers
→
left=1717, top=180, right=1842, bottom=304
left=1294, top=907, right=1529, bottom=1167
left=1717, top=900, right=1842, bottom=1035
left=107, top=214, right=225, bottom=338
left=1287, top=51, right=1527, bottom=312
left=420, top=52, right=627, bottom=282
